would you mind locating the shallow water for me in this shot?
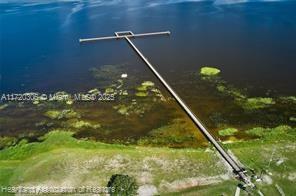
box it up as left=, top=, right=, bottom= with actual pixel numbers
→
left=0, top=0, right=296, bottom=145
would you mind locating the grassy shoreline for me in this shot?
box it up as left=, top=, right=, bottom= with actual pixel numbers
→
left=0, top=127, right=295, bottom=195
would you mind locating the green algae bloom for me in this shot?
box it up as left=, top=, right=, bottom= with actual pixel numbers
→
left=280, top=96, right=296, bottom=104
left=216, top=84, right=226, bottom=93
left=136, top=85, right=148, bottom=91
left=105, top=88, right=115, bottom=94
left=218, top=128, right=238, bottom=136
left=246, top=127, right=265, bottom=137
left=135, top=91, right=148, bottom=97
left=136, top=81, right=155, bottom=92
left=65, top=119, right=101, bottom=129
left=117, top=105, right=129, bottom=115
left=113, top=104, right=129, bottom=116
left=216, top=84, right=246, bottom=99
left=70, top=120, right=92, bottom=129
left=241, top=97, right=275, bottom=110
left=246, top=125, right=293, bottom=138
left=200, top=67, right=221, bottom=76
left=141, top=81, right=155, bottom=87
left=0, top=136, right=17, bottom=149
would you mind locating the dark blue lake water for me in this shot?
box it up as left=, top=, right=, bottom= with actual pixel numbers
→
left=1, top=0, right=296, bottom=95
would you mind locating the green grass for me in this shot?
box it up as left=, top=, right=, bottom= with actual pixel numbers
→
left=163, top=180, right=243, bottom=196
left=0, top=130, right=226, bottom=194
left=0, top=126, right=295, bottom=195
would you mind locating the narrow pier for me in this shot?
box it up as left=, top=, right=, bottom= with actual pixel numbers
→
left=79, top=31, right=254, bottom=188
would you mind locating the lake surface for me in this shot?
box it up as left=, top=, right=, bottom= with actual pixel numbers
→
left=0, top=0, right=296, bottom=144
left=1, top=0, right=296, bottom=94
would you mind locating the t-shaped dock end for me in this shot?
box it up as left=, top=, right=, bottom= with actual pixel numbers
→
left=79, top=31, right=171, bottom=43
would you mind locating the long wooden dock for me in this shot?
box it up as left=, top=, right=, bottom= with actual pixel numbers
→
left=79, top=31, right=170, bottom=42
left=79, top=31, right=254, bottom=188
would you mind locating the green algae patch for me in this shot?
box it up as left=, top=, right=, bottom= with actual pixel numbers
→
left=64, top=119, right=101, bottom=129
left=44, top=110, right=61, bottom=119
left=280, top=96, right=296, bottom=104
left=0, top=137, right=17, bottom=150
left=136, top=81, right=154, bottom=92
left=134, top=81, right=156, bottom=97
left=44, top=109, right=79, bottom=120
left=216, top=84, right=247, bottom=99
left=136, top=85, right=148, bottom=91
left=245, top=127, right=265, bottom=137
left=141, top=81, right=155, bottom=87
left=218, top=128, right=238, bottom=136
left=113, top=104, right=129, bottom=116
left=245, top=125, right=294, bottom=139
left=137, top=119, right=202, bottom=148
left=200, top=67, right=221, bottom=76
left=135, top=91, right=148, bottom=97
left=105, top=88, right=115, bottom=94
left=240, top=97, right=275, bottom=110
left=216, top=84, right=226, bottom=93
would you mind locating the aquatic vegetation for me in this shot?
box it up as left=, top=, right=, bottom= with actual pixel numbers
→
left=216, top=84, right=247, bottom=99
left=200, top=66, right=221, bottom=76
left=64, top=119, right=101, bottom=129
left=136, top=85, right=148, bottom=91
left=113, top=102, right=149, bottom=116
left=44, top=109, right=79, bottom=120
left=245, top=125, right=293, bottom=138
left=113, top=104, right=129, bottom=116
left=218, top=128, right=238, bottom=136
left=0, top=137, right=17, bottom=149
left=105, top=88, right=115, bottom=94
left=216, top=84, right=226, bottom=93
left=279, top=96, right=296, bottom=104
left=121, top=90, right=128, bottom=96
left=151, top=88, right=167, bottom=102
left=240, top=97, right=275, bottom=110
left=135, top=91, right=148, bottom=97
left=141, top=81, right=155, bottom=87
left=35, top=120, right=54, bottom=128
left=69, top=120, right=92, bottom=129
left=199, top=67, right=284, bottom=112
left=133, top=80, right=160, bottom=99
left=245, top=127, right=265, bottom=137
left=138, top=119, right=200, bottom=147
left=135, top=81, right=155, bottom=96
